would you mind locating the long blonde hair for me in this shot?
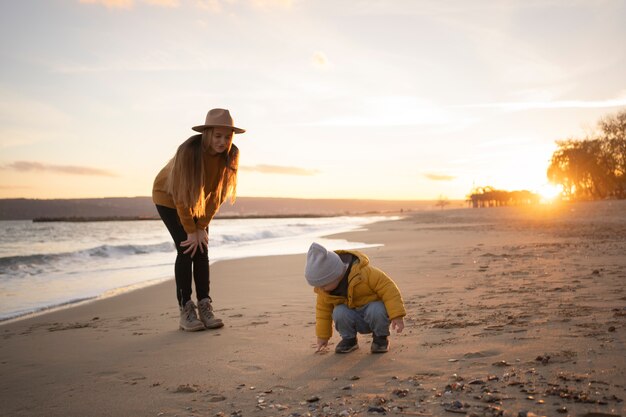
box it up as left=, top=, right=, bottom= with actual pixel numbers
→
left=166, top=128, right=239, bottom=218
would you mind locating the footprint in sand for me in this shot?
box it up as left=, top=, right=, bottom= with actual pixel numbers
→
left=47, top=322, right=95, bottom=332
left=120, top=372, right=147, bottom=384
left=463, top=350, right=501, bottom=359
left=206, top=394, right=226, bottom=402
left=227, top=359, right=263, bottom=372
left=95, top=370, right=147, bottom=385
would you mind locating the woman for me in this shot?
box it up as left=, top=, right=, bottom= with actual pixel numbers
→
left=152, top=108, right=245, bottom=331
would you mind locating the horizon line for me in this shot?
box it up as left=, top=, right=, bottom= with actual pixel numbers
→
left=0, top=195, right=466, bottom=202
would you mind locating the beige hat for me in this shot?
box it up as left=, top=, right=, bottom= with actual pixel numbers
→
left=192, top=108, right=245, bottom=133
left=304, top=242, right=346, bottom=287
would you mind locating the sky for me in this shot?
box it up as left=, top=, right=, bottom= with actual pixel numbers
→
left=1, top=0, right=625, bottom=201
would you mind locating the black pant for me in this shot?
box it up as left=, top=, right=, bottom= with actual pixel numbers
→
left=156, top=205, right=210, bottom=308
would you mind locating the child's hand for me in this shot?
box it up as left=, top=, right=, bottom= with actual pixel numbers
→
left=391, top=317, right=404, bottom=333
left=315, top=338, right=329, bottom=352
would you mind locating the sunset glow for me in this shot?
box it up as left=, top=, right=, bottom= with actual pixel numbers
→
left=1, top=1, right=625, bottom=200
left=538, top=183, right=563, bottom=203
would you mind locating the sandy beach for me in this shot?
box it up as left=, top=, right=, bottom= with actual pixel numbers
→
left=1, top=200, right=625, bottom=417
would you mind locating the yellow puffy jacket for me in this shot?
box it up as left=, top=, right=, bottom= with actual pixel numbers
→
left=313, top=250, right=406, bottom=339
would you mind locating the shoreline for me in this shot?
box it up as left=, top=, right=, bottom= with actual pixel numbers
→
left=1, top=202, right=624, bottom=417
left=0, top=213, right=399, bottom=325
left=0, top=275, right=173, bottom=326
left=29, top=213, right=373, bottom=223
left=0, top=199, right=620, bottom=327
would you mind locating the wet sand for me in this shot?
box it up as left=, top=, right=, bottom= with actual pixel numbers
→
left=1, top=200, right=625, bottom=417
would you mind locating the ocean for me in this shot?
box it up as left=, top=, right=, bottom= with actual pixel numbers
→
left=0, top=215, right=396, bottom=321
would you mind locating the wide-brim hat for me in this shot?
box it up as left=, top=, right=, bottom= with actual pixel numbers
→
left=192, top=108, right=245, bottom=134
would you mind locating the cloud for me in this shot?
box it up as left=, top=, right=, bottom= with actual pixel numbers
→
left=78, top=0, right=179, bottom=8
left=241, top=164, right=319, bottom=176
left=196, top=0, right=222, bottom=13
left=79, top=0, right=288, bottom=10
left=250, top=0, right=292, bottom=9
left=311, top=96, right=458, bottom=127
left=78, top=0, right=133, bottom=8
left=0, top=185, right=32, bottom=190
left=196, top=0, right=291, bottom=13
left=0, top=89, right=72, bottom=131
left=424, top=173, right=456, bottom=181
left=4, top=161, right=117, bottom=177
left=144, top=0, right=179, bottom=6
left=458, top=95, right=626, bottom=111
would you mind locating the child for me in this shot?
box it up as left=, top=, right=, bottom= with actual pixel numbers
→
left=304, top=242, right=406, bottom=353
left=153, top=108, right=245, bottom=331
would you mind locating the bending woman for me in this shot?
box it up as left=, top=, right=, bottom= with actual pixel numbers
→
left=152, top=108, right=245, bottom=331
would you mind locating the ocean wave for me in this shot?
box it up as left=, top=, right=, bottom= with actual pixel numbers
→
left=0, top=221, right=336, bottom=276
left=0, top=242, right=174, bottom=276
left=215, top=230, right=284, bottom=243
left=0, top=216, right=392, bottom=278
left=0, top=215, right=396, bottom=321
left=210, top=218, right=374, bottom=245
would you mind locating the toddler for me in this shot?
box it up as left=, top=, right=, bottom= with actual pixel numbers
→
left=304, top=242, right=406, bottom=353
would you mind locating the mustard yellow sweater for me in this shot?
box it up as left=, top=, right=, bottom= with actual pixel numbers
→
left=152, top=149, right=226, bottom=234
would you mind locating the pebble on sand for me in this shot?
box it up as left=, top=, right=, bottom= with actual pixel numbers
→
left=367, top=405, right=386, bottom=413
left=392, top=388, right=409, bottom=397
left=173, top=384, right=198, bottom=393
left=535, top=354, right=551, bottom=364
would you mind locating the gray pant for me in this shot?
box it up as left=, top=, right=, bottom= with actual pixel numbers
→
left=332, top=301, right=390, bottom=339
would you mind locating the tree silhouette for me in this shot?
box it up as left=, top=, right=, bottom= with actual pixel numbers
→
left=598, top=111, right=626, bottom=198
left=466, top=186, right=539, bottom=208
left=547, top=109, right=626, bottom=200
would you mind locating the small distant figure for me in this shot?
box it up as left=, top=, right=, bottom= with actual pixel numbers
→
left=304, top=242, right=406, bottom=354
left=435, top=195, right=450, bottom=210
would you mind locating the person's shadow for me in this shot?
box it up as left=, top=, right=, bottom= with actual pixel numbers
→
left=296, top=340, right=389, bottom=389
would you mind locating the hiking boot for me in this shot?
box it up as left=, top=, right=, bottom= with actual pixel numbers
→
left=335, top=337, right=358, bottom=353
left=198, top=298, right=224, bottom=329
left=371, top=335, right=389, bottom=353
left=179, top=300, right=205, bottom=332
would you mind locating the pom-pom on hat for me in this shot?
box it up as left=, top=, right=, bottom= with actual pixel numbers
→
left=305, top=242, right=345, bottom=287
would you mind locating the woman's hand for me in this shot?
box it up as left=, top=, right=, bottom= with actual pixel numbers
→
left=196, top=228, right=209, bottom=251
left=181, top=232, right=201, bottom=257
left=181, top=229, right=209, bottom=257
left=181, top=233, right=200, bottom=257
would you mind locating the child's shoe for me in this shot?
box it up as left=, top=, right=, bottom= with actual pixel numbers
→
left=371, top=335, right=389, bottom=353
left=335, top=337, right=358, bottom=353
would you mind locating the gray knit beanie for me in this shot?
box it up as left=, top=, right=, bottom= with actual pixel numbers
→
left=304, top=242, right=345, bottom=287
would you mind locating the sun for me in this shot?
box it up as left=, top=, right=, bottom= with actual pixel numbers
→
left=538, top=183, right=562, bottom=202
